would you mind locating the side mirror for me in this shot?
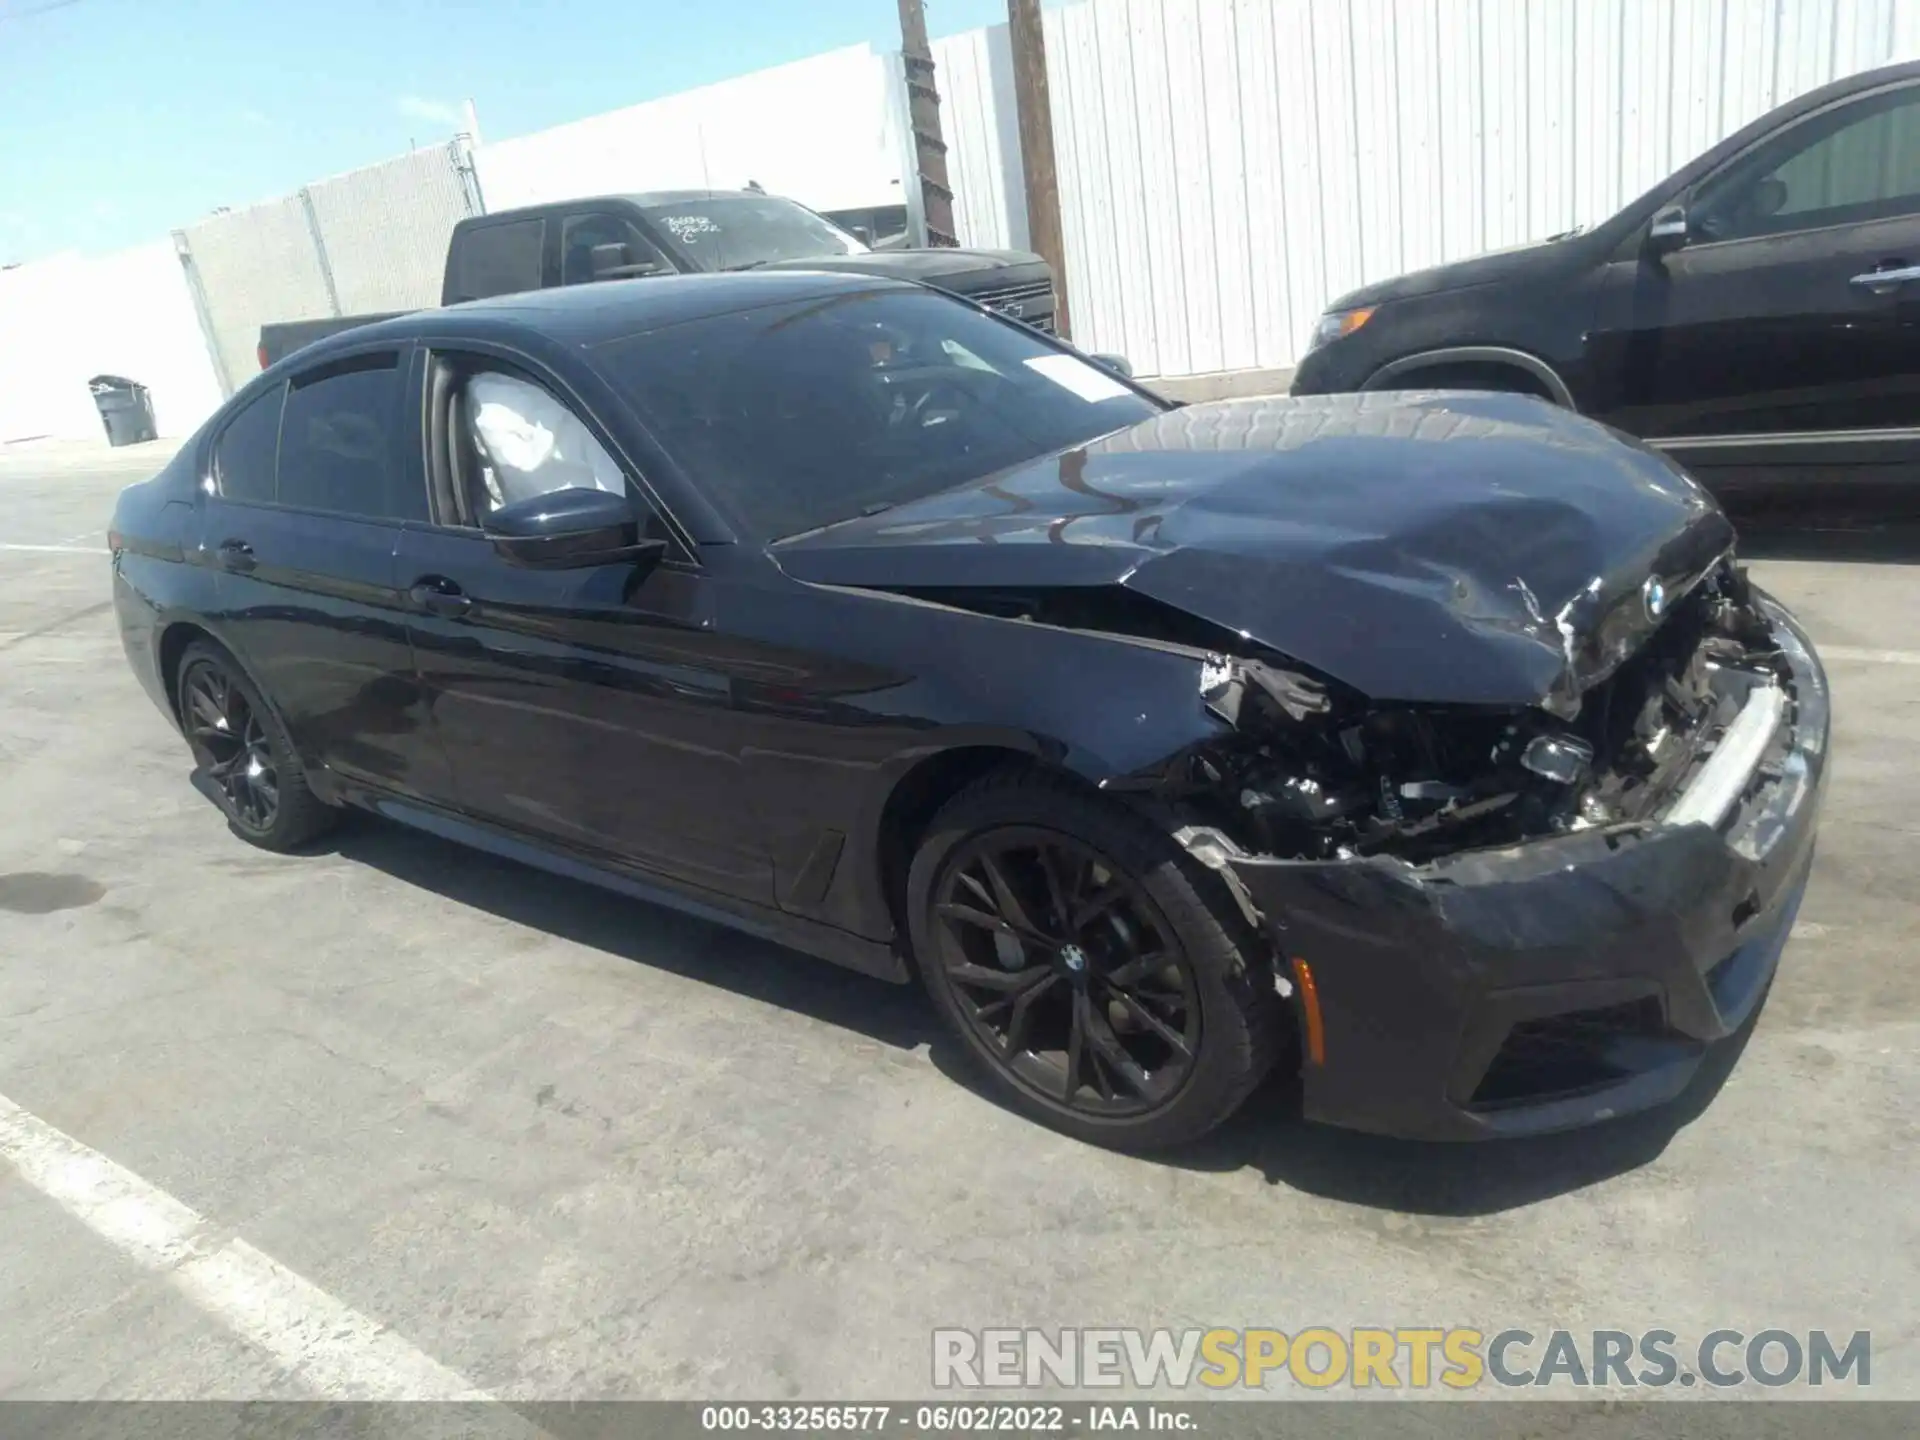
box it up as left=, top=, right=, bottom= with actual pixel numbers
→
left=589, top=242, right=669, bottom=280
left=482, top=487, right=668, bottom=572
left=1647, top=203, right=1690, bottom=256
left=1089, top=352, right=1134, bottom=379
left=850, top=225, right=875, bottom=245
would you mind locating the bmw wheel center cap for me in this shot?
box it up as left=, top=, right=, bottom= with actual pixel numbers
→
left=1643, top=576, right=1668, bottom=621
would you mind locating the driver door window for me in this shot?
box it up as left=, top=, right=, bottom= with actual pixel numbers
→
left=459, top=370, right=626, bottom=515
left=1592, top=82, right=1920, bottom=446
left=560, top=213, right=669, bottom=286
left=1696, top=85, right=1920, bottom=242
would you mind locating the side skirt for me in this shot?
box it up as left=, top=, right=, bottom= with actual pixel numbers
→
left=328, top=781, right=912, bottom=984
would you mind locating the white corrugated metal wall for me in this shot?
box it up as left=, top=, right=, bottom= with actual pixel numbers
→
left=938, top=0, right=1920, bottom=377
left=931, top=25, right=1031, bottom=251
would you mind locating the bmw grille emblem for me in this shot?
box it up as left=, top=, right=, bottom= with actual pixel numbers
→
left=1643, top=576, right=1668, bottom=620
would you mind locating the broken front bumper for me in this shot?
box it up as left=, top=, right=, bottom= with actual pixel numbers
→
left=1227, top=595, right=1829, bottom=1141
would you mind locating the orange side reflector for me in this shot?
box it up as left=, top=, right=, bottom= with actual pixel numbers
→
left=1335, top=306, right=1376, bottom=340
left=1291, top=956, right=1326, bottom=1066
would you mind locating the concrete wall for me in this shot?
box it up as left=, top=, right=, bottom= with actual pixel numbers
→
left=0, top=242, right=225, bottom=445
left=173, top=140, right=480, bottom=397
left=5, top=42, right=908, bottom=439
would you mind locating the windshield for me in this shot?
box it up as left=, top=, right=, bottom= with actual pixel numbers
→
left=637, top=195, right=871, bottom=270
left=592, top=289, right=1162, bottom=541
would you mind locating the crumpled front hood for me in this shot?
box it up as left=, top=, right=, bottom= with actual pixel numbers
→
left=774, top=392, right=1734, bottom=712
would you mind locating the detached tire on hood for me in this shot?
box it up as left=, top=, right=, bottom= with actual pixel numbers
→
left=907, top=768, right=1289, bottom=1149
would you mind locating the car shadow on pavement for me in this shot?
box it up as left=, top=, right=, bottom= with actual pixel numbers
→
left=325, top=814, right=938, bottom=1055
left=324, top=812, right=1762, bottom=1215
left=1163, top=1000, right=1766, bottom=1216
left=1730, top=512, right=1920, bottom=565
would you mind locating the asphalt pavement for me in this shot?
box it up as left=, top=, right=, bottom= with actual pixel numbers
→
left=0, top=444, right=1915, bottom=1403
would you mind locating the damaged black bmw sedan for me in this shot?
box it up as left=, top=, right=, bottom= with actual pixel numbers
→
left=110, top=273, right=1828, bottom=1149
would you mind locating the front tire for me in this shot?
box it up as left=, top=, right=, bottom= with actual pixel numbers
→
left=907, top=769, right=1287, bottom=1150
left=175, top=641, right=336, bottom=852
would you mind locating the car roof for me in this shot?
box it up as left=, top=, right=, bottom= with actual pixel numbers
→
left=458, top=189, right=788, bottom=224
left=626, top=189, right=767, bottom=206
left=303, top=270, right=914, bottom=359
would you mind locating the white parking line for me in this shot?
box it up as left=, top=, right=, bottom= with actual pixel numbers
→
left=0, top=543, right=110, bottom=555
left=1821, top=646, right=1920, bottom=666
left=0, top=1092, right=494, bottom=1402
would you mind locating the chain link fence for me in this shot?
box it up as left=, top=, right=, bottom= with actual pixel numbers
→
left=174, top=139, right=481, bottom=395
left=306, top=141, right=483, bottom=314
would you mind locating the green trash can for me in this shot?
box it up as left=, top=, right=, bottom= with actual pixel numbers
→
left=89, top=375, right=158, bottom=447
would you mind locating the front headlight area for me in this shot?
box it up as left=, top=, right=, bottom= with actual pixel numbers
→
left=1154, top=564, right=1791, bottom=866
left=1305, top=305, right=1375, bottom=353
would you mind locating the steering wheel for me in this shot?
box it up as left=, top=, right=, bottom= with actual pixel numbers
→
left=903, top=378, right=976, bottom=434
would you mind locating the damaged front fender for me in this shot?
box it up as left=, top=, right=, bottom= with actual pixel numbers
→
left=774, top=391, right=1736, bottom=712
left=1200, top=654, right=1332, bottom=726
left=1205, top=597, right=1830, bottom=1140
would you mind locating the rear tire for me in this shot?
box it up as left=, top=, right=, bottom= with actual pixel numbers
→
left=175, top=641, right=336, bottom=852
left=907, top=768, right=1288, bottom=1150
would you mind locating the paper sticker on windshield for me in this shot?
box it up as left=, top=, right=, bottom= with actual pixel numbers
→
left=662, top=214, right=720, bottom=241
left=1023, top=354, right=1131, bottom=403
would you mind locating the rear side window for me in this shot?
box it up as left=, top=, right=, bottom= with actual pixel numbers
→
left=278, top=354, right=419, bottom=520
left=449, top=218, right=544, bottom=302
left=213, top=385, right=283, bottom=504
left=1773, top=89, right=1920, bottom=220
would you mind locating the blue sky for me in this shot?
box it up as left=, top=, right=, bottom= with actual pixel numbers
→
left=0, top=0, right=1017, bottom=263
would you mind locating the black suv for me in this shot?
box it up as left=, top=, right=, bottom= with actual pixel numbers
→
left=1291, top=60, right=1920, bottom=504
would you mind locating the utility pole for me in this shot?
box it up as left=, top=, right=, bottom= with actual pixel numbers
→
left=1007, top=0, right=1068, bottom=335
left=897, top=0, right=958, bottom=246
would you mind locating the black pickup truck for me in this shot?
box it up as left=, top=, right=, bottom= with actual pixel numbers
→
left=257, top=189, right=1058, bottom=370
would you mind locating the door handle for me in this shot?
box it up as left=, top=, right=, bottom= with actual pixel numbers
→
left=215, top=539, right=255, bottom=573
left=408, top=577, right=473, bottom=619
left=1848, top=262, right=1920, bottom=293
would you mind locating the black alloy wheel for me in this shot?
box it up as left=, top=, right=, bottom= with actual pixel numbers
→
left=933, top=827, right=1201, bottom=1117
left=909, top=769, right=1287, bottom=1150
left=180, top=658, right=279, bottom=834
left=174, top=641, right=335, bottom=851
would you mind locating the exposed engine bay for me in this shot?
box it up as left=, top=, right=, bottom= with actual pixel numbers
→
left=1149, top=559, right=1787, bottom=864
left=881, top=552, right=1788, bottom=866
